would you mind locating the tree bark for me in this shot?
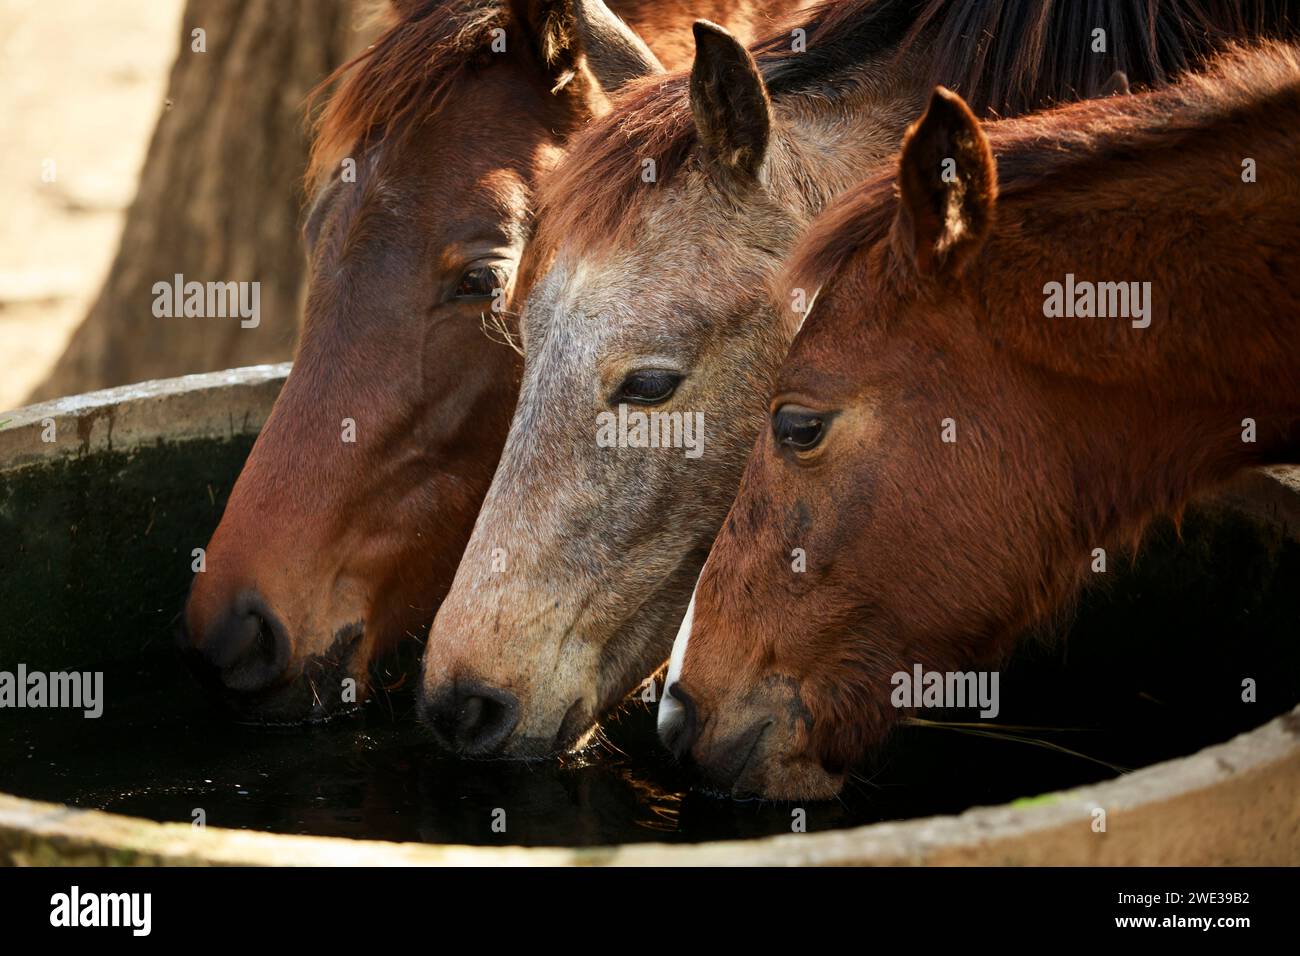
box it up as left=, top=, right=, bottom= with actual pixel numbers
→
left=30, top=0, right=367, bottom=402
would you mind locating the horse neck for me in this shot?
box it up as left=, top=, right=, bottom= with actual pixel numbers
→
left=946, top=106, right=1300, bottom=550
left=976, top=107, right=1300, bottom=412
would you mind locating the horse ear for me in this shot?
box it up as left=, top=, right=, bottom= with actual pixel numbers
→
left=571, top=0, right=664, bottom=93
left=508, top=0, right=580, bottom=89
left=1099, top=70, right=1130, bottom=97
left=893, top=86, right=996, bottom=278
left=690, top=20, right=771, bottom=186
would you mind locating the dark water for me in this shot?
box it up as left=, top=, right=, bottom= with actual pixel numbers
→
left=2, top=579, right=1296, bottom=848
left=1, top=437, right=1297, bottom=846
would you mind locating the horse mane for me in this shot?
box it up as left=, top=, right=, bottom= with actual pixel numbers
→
left=889, top=0, right=1298, bottom=117
left=786, top=40, right=1300, bottom=297
left=537, top=0, right=1300, bottom=258
left=305, top=0, right=581, bottom=193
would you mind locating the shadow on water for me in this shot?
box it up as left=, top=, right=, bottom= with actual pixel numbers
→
left=1, top=437, right=1298, bottom=846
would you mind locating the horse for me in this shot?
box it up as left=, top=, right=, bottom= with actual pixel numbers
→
left=180, top=0, right=797, bottom=722
left=420, top=0, right=1299, bottom=756
left=660, top=41, right=1300, bottom=799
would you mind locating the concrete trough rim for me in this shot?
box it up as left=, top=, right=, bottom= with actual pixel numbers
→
left=0, top=363, right=292, bottom=471
left=1, top=367, right=1297, bottom=865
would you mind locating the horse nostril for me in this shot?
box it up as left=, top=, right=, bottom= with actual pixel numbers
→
left=662, top=682, right=700, bottom=758
left=421, top=681, right=519, bottom=755
left=254, top=614, right=276, bottom=657
left=191, top=592, right=291, bottom=695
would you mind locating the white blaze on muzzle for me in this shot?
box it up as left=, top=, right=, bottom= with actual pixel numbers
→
left=657, top=586, right=696, bottom=740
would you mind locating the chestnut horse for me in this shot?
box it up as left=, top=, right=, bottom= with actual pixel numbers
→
left=422, top=0, right=1297, bottom=755
left=181, top=0, right=796, bottom=722
left=662, top=42, right=1300, bottom=798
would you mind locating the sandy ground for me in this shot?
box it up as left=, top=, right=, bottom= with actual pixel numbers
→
left=0, top=0, right=182, bottom=412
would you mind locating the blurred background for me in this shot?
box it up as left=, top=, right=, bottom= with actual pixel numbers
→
left=0, top=0, right=372, bottom=411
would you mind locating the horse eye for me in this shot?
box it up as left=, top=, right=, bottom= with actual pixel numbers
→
left=454, top=265, right=506, bottom=299
left=614, top=370, right=682, bottom=406
left=773, top=406, right=827, bottom=451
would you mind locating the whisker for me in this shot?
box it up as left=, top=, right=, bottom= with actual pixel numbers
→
left=905, top=717, right=1092, bottom=733
left=479, top=308, right=523, bottom=356
left=907, top=719, right=1129, bottom=774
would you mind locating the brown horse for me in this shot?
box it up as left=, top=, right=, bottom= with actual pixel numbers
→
left=662, top=42, right=1300, bottom=799
left=421, top=0, right=1296, bottom=755
left=181, top=0, right=794, bottom=722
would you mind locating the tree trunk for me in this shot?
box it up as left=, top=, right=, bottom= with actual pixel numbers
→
left=29, top=0, right=368, bottom=402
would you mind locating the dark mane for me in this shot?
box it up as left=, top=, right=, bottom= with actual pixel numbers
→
left=897, top=0, right=1297, bottom=117
left=306, top=0, right=580, bottom=192
left=787, top=40, right=1300, bottom=297
left=752, top=0, right=925, bottom=94
left=537, top=0, right=1299, bottom=257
